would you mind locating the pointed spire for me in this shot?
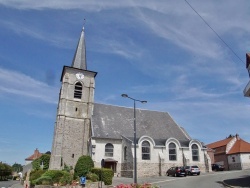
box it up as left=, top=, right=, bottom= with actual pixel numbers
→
left=71, top=27, right=87, bottom=70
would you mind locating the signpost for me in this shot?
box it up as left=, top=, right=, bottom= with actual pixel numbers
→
left=80, top=176, right=86, bottom=187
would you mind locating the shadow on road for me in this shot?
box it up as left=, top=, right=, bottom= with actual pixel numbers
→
left=223, top=175, right=250, bottom=187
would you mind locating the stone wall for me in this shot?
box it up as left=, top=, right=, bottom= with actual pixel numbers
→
left=50, top=67, right=95, bottom=170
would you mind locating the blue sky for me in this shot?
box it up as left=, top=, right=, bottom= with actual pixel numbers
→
left=0, top=1, right=250, bottom=165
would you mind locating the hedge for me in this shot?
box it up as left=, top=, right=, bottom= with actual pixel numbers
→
left=91, top=168, right=113, bottom=185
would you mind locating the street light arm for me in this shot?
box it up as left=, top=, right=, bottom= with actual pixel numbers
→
left=121, top=94, right=147, bottom=104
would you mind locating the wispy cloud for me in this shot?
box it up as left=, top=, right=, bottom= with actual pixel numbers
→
left=0, top=67, right=58, bottom=104
left=0, top=19, right=75, bottom=49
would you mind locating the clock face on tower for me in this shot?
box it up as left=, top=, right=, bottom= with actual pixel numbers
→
left=76, top=73, right=84, bottom=80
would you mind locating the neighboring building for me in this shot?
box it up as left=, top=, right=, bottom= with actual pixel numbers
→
left=243, top=53, right=250, bottom=97
left=207, top=134, right=250, bottom=170
left=23, top=148, right=43, bottom=174
left=25, top=148, right=43, bottom=165
left=49, top=27, right=211, bottom=177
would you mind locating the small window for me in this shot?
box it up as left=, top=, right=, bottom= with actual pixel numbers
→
left=124, top=146, right=127, bottom=160
left=105, top=143, right=114, bottom=157
left=232, top=157, right=235, bottom=162
left=192, top=144, right=199, bottom=161
left=142, top=141, right=150, bottom=160
left=169, top=143, right=177, bottom=161
left=74, top=82, right=82, bottom=99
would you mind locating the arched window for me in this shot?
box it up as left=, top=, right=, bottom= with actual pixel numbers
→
left=142, top=141, right=150, bottom=160
left=105, top=143, right=114, bottom=157
left=192, top=144, right=199, bottom=161
left=124, top=146, right=127, bottom=160
left=74, top=82, right=82, bottom=99
left=169, top=143, right=177, bottom=161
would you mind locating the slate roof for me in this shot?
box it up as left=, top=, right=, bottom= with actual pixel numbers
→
left=91, top=103, right=191, bottom=144
left=71, top=27, right=87, bottom=70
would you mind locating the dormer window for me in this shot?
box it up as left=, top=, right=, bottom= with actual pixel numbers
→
left=74, top=82, right=82, bottom=99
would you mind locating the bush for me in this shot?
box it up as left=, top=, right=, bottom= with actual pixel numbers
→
left=41, top=170, right=63, bottom=184
left=91, top=168, right=113, bottom=185
left=59, top=171, right=73, bottom=185
left=86, top=172, right=99, bottom=182
left=33, top=170, right=72, bottom=186
left=33, top=176, right=52, bottom=185
left=30, top=170, right=46, bottom=186
left=74, top=155, right=94, bottom=177
left=32, top=154, right=50, bottom=170
left=102, top=168, right=113, bottom=185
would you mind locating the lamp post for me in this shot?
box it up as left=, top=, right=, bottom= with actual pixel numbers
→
left=121, top=94, right=147, bottom=184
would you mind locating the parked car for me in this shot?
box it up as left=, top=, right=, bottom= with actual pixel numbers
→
left=184, top=165, right=200, bottom=175
left=166, top=166, right=187, bottom=177
left=212, top=164, right=224, bottom=171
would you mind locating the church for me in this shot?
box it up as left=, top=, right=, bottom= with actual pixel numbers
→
left=49, top=27, right=211, bottom=177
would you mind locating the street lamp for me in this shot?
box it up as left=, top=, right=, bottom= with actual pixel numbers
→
left=121, top=94, right=147, bottom=184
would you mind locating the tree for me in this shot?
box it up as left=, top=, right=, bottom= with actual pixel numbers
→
left=32, top=154, right=50, bottom=170
left=74, top=155, right=94, bottom=177
left=12, top=163, right=23, bottom=172
left=0, top=162, right=12, bottom=180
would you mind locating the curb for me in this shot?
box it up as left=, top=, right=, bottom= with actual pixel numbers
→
left=222, top=180, right=237, bottom=188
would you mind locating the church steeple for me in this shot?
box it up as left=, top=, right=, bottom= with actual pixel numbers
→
left=71, top=27, right=87, bottom=70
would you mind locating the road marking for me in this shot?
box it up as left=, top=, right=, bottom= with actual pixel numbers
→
left=151, top=179, right=176, bottom=184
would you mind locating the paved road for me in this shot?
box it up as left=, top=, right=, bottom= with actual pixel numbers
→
left=112, top=169, right=250, bottom=187
left=3, top=170, right=250, bottom=188
left=0, top=180, right=20, bottom=188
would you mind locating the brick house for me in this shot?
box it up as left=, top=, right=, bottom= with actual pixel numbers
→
left=207, top=134, right=250, bottom=170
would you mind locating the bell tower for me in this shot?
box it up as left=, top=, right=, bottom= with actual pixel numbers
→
left=49, top=27, right=97, bottom=169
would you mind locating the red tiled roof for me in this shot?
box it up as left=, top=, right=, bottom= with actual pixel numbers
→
left=228, top=139, right=250, bottom=154
left=25, top=148, right=43, bottom=161
left=206, top=137, right=233, bottom=149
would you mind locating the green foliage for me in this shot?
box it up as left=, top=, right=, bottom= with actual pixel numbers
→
left=74, top=155, right=94, bottom=177
left=86, top=172, right=99, bottom=182
left=32, top=154, right=50, bottom=170
left=12, top=163, right=23, bottom=172
left=34, top=176, right=52, bottom=185
left=30, top=169, right=46, bottom=186
left=33, top=170, right=72, bottom=186
left=41, top=170, right=64, bottom=184
left=102, top=168, right=113, bottom=185
left=91, top=168, right=113, bottom=185
left=63, top=163, right=73, bottom=172
left=0, top=162, right=12, bottom=181
left=59, top=171, right=73, bottom=185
